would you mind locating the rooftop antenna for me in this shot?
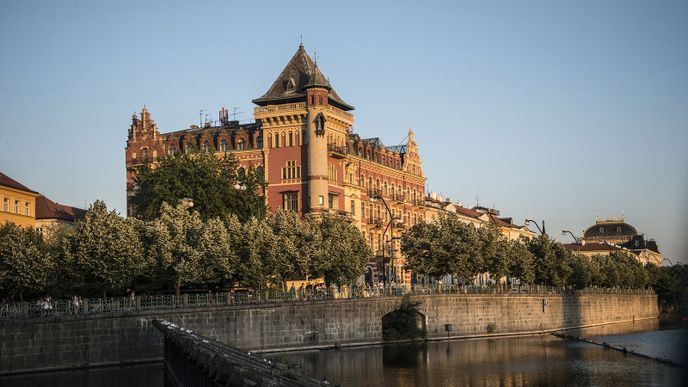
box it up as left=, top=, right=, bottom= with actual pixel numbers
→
left=231, top=107, right=243, bottom=121
left=476, top=190, right=480, bottom=207
left=299, top=34, right=303, bottom=47
left=313, top=51, right=318, bottom=66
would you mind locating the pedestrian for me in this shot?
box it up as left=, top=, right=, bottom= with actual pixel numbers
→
left=289, top=285, right=296, bottom=300
left=129, top=289, right=136, bottom=308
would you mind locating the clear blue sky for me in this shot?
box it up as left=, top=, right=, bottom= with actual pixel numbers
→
left=1, top=1, right=686, bottom=263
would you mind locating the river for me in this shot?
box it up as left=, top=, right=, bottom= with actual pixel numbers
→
left=1, top=319, right=685, bottom=386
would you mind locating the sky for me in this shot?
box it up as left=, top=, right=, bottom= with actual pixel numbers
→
left=1, top=0, right=686, bottom=264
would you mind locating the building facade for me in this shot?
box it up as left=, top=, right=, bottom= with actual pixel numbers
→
left=0, top=171, right=85, bottom=233
left=125, top=45, right=427, bottom=284
left=0, top=172, right=39, bottom=228
left=563, top=217, right=662, bottom=266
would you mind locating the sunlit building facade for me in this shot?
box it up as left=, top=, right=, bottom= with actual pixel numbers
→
left=125, top=45, right=426, bottom=284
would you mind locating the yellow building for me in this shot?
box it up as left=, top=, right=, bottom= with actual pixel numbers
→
left=0, top=171, right=85, bottom=234
left=0, top=172, right=38, bottom=228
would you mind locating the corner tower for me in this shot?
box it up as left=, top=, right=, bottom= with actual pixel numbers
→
left=253, top=44, right=354, bottom=215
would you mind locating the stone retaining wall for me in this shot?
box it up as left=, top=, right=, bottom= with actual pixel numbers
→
left=0, top=293, right=658, bottom=375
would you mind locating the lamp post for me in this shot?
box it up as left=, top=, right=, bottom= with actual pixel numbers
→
left=561, top=230, right=580, bottom=243
left=369, top=190, right=394, bottom=285
left=525, top=219, right=546, bottom=236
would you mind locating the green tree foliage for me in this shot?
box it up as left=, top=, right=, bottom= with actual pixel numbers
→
left=198, top=217, right=239, bottom=288
left=507, top=238, right=535, bottom=284
left=265, top=210, right=322, bottom=282
left=65, top=200, right=144, bottom=298
left=650, top=263, right=688, bottom=314
left=0, top=223, right=53, bottom=301
left=480, top=225, right=510, bottom=281
left=402, top=213, right=481, bottom=282
left=315, top=214, right=371, bottom=286
left=527, top=235, right=571, bottom=286
left=131, top=150, right=264, bottom=222
left=147, top=201, right=205, bottom=297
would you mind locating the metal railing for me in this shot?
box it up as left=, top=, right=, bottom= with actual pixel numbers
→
left=0, top=286, right=654, bottom=321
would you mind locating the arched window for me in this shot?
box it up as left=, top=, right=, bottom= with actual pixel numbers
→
left=256, top=136, right=263, bottom=148
left=220, top=139, right=227, bottom=152
left=383, top=181, right=388, bottom=196
left=237, top=139, right=245, bottom=150
left=203, top=141, right=211, bottom=152
left=289, top=131, right=293, bottom=147
left=274, top=132, right=280, bottom=148
left=168, top=144, right=176, bottom=156
left=141, top=148, right=149, bottom=163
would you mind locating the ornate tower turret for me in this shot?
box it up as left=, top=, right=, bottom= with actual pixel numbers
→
left=305, top=64, right=331, bottom=213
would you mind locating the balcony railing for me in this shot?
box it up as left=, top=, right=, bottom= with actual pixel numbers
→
left=327, top=143, right=347, bottom=158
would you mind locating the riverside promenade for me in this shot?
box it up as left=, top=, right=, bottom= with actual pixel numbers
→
left=0, top=286, right=658, bottom=376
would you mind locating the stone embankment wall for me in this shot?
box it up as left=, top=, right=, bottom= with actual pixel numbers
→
left=0, top=293, right=658, bottom=375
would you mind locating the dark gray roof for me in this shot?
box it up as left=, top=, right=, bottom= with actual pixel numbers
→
left=386, top=145, right=407, bottom=154
left=583, top=221, right=638, bottom=240
left=252, top=45, right=353, bottom=111
left=362, top=137, right=384, bottom=147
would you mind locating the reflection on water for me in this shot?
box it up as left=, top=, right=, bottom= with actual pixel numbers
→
left=270, top=320, right=686, bottom=387
left=2, top=320, right=684, bottom=387
left=0, top=362, right=163, bottom=387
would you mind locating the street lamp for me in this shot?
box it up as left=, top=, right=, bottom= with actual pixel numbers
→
left=369, top=190, right=395, bottom=285
left=561, top=230, right=580, bottom=243
left=524, top=219, right=546, bottom=236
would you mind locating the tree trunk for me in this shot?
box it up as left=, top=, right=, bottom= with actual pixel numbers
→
left=175, top=279, right=181, bottom=298
left=102, top=288, right=107, bottom=300
left=19, top=290, right=23, bottom=303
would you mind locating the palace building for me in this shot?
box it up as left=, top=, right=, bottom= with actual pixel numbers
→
left=125, top=44, right=427, bottom=284
left=562, top=216, right=662, bottom=266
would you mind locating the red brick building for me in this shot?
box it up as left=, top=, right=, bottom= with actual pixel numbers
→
left=125, top=44, right=426, bottom=284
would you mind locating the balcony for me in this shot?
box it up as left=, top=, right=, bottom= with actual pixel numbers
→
left=368, top=189, right=382, bottom=199
left=367, top=218, right=383, bottom=228
left=327, top=143, right=347, bottom=159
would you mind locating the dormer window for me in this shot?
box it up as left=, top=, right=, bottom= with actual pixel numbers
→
left=283, top=77, right=296, bottom=92
left=599, top=227, right=604, bottom=233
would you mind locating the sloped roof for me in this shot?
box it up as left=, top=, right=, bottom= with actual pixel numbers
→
left=454, top=206, right=482, bottom=220
left=35, top=195, right=86, bottom=222
left=0, top=172, right=38, bottom=194
left=583, top=220, right=638, bottom=240
left=563, top=242, right=622, bottom=253
left=252, top=44, right=353, bottom=111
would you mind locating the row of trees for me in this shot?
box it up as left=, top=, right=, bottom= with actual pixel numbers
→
left=0, top=201, right=370, bottom=301
left=401, top=212, right=659, bottom=289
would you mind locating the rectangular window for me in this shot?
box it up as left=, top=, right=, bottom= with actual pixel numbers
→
left=283, top=192, right=298, bottom=212
left=25, top=203, right=30, bottom=216
left=15, top=200, right=19, bottom=213
left=328, top=193, right=337, bottom=210
left=361, top=203, right=365, bottom=219
left=3, top=198, right=7, bottom=212
left=350, top=199, right=355, bottom=215
left=281, top=161, right=300, bottom=181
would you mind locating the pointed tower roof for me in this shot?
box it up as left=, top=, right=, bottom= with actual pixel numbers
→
left=253, top=45, right=354, bottom=111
